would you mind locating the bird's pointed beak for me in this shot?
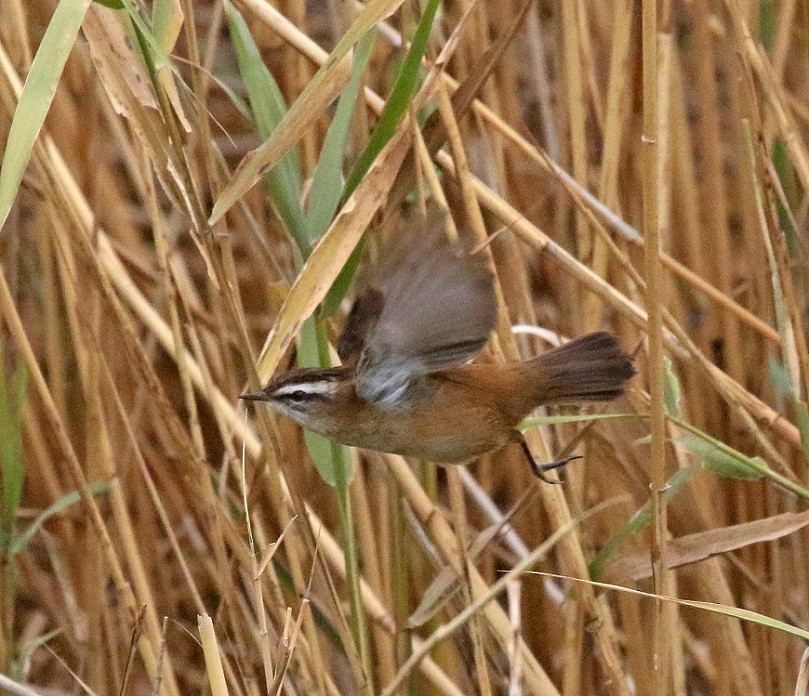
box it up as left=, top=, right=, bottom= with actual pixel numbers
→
left=240, top=390, right=269, bottom=402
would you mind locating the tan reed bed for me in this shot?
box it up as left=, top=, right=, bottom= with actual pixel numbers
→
left=1, top=1, right=809, bottom=694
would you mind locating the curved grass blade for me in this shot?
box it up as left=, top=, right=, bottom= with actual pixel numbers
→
left=0, top=0, right=92, bottom=231
left=225, top=0, right=305, bottom=240
left=605, top=509, right=809, bottom=582
left=532, top=572, right=809, bottom=643
left=210, top=0, right=410, bottom=225
left=305, top=30, right=377, bottom=248
left=669, top=416, right=809, bottom=499
left=10, top=481, right=110, bottom=556
left=322, top=0, right=442, bottom=315
left=744, top=123, right=809, bottom=473
left=588, top=466, right=696, bottom=579
left=677, top=435, right=767, bottom=481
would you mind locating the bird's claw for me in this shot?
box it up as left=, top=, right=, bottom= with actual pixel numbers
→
left=531, top=454, right=583, bottom=483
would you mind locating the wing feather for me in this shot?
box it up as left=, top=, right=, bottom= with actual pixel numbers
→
left=338, top=204, right=497, bottom=407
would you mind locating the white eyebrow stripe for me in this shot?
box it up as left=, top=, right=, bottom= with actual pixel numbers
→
left=273, top=382, right=336, bottom=397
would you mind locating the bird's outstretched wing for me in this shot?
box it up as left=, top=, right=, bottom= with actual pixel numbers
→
left=337, top=203, right=497, bottom=407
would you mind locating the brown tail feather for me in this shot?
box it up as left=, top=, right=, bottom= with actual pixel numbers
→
left=528, top=332, right=636, bottom=405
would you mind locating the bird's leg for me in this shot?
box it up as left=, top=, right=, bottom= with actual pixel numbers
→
left=518, top=436, right=582, bottom=484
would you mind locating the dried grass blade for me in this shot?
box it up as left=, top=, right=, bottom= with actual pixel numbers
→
left=606, top=510, right=809, bottom=581
left=532, top=573, right=809, bottom=642
left=209, top=0, right=409, bottom=224
left=226, top=0, right=305, bottom=239
left=254, top=124, right=412, bottom=383
left=381, top=499, right=618, bottom=696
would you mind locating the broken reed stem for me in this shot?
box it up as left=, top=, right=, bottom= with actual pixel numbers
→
left=199, top=614, right=230, bottom=696
left=641, top=3, right=669, bottom=693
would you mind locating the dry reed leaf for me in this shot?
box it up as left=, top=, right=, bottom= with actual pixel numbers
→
left=83, top=8, right=180, bottom=196
left=210, top=0, right=410, bottom=224
left=254, top=124, right=412, bottom=382
left=604, top=510, right=809, bottom=582
left=536, top=572, right=809, bottom=643
left=83, top=6, right=158, bottom=114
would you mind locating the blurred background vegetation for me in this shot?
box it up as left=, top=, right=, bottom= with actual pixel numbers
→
left=1, top=0, right=809, bottom=694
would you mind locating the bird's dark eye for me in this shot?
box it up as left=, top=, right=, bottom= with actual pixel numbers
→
left=289, top=390, right=307, bottom=401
